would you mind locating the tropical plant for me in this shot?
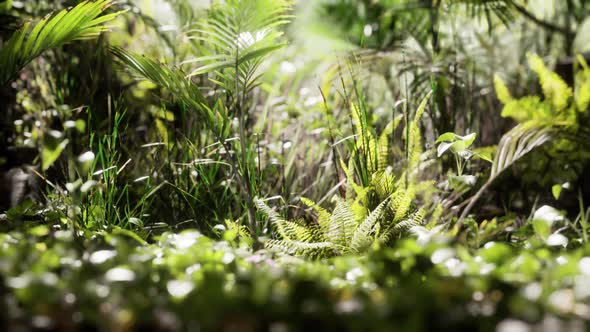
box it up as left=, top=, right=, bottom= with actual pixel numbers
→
left=0, top=0, right=124, bottom=86
left=456, top=53, right=590, bottom=228
left=255, top=91, right=434, bottom=258
left=256, top=192, right=424, bottom=258
left=111, top=0, right=293, bottom=239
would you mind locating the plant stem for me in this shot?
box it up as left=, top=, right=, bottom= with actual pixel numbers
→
left=456, top=179, right=493, bottom=231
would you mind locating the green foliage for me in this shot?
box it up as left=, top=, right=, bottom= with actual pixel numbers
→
left=1, top=229, right=590, bottom=330
left=255, top=91, right=434, bottom=258
left=109, top=0, right=293, bottom=238
left=458, top=53, right=590, bottom=227
left=4, top=1, right=590, bottom=330
left=185, top=0, right=292, bottom=82
left=0, top=0, right=124, bottom=85
left=495, top=53, right=584, bottom=124
left=257, top=193, right=423, bottom=258
left=110, top=47, right=206, bottom=108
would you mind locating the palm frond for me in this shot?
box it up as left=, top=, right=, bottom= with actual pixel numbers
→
left=452, top=0, right=514, bottom=29
left=490, top=124, right=553, bottom=179
left=110, top=46, right=206, bottom=108
left=0, top=0, right=124, bottom=85
left=184, top=0, right=292, bottom=92
left=457, top=123, right=553, bottom=226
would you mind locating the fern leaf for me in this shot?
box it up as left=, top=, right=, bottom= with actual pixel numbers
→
left=407, top=91, right=432, bottom=171
left=265, top=239, right=334, bottom=258
left=391, top=187, right=415, bottom=223
left=494, top=74, right=512, bottom=104
left=528, top=53, right=573, bottom=113
left=379, top=209, right=424, bottom=244
left=300, top=197, right=332, bottom=236
left=328, top=199, right=356, bottom=246
left=351, top=197, right=390, bottom=252
left=255, top=199, right=291, bottom=240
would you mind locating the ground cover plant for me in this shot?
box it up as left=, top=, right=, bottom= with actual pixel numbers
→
left=0, top=0, right=590, bottom=331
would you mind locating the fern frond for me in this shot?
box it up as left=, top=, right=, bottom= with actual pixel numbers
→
left=528, top=53, right=572, bottom=113
left=494, top=74, right=512, bottom=104
left=379, top=209, right=425, bottom=244
left=0, top=0, right=125, bottom=85
left=391, top=187, right=415, bottom=223
left=328, top=199, right=357, bottom=246
left=351, top=196, right=390, bottom=252
left=376, top=116, right=402, bottom=171
left=265, top=239, right=335, bottom=258
left=300, top=197, right=332, bottom=235
left=407, top=92, right=432, bottom=172
left=372, top=170, right=396, bottom=202
left=340, top=159, right=367, bottom=199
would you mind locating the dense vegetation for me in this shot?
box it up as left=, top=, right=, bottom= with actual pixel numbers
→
left=1, top=0, right=590, bottom=330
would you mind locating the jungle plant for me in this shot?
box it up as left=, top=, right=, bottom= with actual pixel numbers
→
left=0, top=0, right=124, bottom=86
left=256, top=193, right=424, bottom=258
left=435, top=132, right=491, bottom=176
left=111, top=0, right=292, bottom=240
left=255, top=92, right=434, bottom=258
left=456, top=53, right=590, bottom=228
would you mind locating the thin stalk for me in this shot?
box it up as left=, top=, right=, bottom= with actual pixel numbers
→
left=320, top=87, right=346, bottom=197
left=233, top=39, right=258, bottom=243
left=456, top=179, right=493, bottom=231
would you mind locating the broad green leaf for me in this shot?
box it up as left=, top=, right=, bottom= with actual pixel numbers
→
left=436, top=132, right=456, bottom=143
left=437, top=141, right=453, bottom=157
left=42, top=136, right=69, bottom=171
left=552, top=184, right=563, bottom=200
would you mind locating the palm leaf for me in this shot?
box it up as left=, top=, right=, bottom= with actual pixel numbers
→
left=457, top=123, right=553, bottom=226
left=110, top=46, right=206, bottom=107
left=491, top=123, right=553, bottom=178
left=0, top=0, right=125, bottom=85
left=184, top=0, right=292, bottom=93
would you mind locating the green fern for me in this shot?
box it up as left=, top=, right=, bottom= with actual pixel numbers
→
left=255, top=85, right=434, bottom=257
left=457, top=54, right=588, bottom=228
left=256, top=184, right=424, bottom=258
left=494, top=53, right=581, bottom=124
left=0, top=0, right=124, bottom=86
